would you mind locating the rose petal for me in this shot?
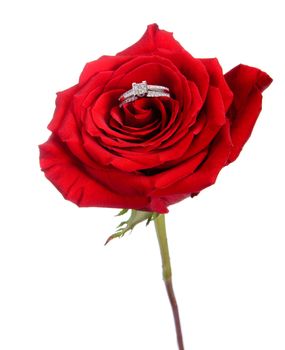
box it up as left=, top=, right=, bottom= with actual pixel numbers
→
left=39, top=135, right=153, bottom=209
left=185, top=86, right=227, bottom=158
left=152, top=121, right=232, bottom=198
left=200, top=58, right=233, bottom=111
left=48, top=85, right=79, bottom=132
left=79, top=55, right=130, bottom=85
left=152, top=148, right=208, bottom=189
left=117, top=23, right=181, bottom=56
left=225, top=64, right=272, bottom=162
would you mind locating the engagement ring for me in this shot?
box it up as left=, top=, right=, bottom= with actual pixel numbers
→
left=119, top=81, right=170, bottom=107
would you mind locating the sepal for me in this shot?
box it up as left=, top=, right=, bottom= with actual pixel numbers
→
left=105, top=209, right=158, bottom=245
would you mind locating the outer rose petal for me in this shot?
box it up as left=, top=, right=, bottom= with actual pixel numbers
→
left=39, top=135, right=157, bottom=211
left=225, top=64, right=272, bottom=163
left=79, top=55, right=130, bottom=85
left=152, top=121, right=232, bottom=200
left=117, top=23, right=182, bottom=56
left=48, top=85, right=79, bottom=132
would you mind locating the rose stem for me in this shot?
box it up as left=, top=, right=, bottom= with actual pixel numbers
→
left=154, top=214, right=185, bottom=350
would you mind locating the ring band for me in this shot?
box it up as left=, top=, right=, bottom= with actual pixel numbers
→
left=119, top=81, right=170, bottom=107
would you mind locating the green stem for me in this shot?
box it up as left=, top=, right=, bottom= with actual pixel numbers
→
left=154, top=214, right=185, bottom=350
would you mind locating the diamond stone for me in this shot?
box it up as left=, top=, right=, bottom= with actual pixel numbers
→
left=132, top=81, right=148, bottom=97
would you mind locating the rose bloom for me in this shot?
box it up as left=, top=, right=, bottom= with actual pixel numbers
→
left=39, top=24, right=272, bottom=213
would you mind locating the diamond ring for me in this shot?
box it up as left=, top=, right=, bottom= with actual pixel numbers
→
left=119, top=81, right=170, bottom=107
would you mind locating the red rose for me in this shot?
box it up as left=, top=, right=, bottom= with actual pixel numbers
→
left=39, top=24, right=272, bottom=213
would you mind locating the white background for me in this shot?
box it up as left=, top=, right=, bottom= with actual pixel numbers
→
left=0, top=0, right=284, bottom=349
